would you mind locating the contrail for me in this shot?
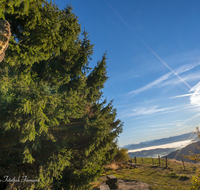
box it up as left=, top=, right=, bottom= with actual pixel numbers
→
left=105, top=1, right=192, bottom=90
left=138, top=39, right=192, bottom=89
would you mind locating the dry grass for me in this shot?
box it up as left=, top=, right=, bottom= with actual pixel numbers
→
left=90, top=181, right=101, bottom=189
left=104, top=162, right=119, bottom=170
left=169, top=159, right=193, bottom=165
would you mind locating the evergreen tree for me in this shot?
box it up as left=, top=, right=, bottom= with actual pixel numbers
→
left=0, top=1, right=123, bottom=189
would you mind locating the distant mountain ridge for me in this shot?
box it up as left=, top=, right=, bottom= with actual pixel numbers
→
left=122, top=132, right=198, bottom=150
left=164, top=141, right=200, bottom=163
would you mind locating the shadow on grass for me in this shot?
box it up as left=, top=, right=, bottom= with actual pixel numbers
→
left=179, top=175, right=190, bottom=181
left=147, top=170, right=158, bottom=176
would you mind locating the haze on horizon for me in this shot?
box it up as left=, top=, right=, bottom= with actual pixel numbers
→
left=50, top=0, right=200, bottom=147
left=128, top=139, right=194, bottom=153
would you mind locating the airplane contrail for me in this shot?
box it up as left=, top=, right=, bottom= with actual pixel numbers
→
left=105, top=1, right=192, bottom=90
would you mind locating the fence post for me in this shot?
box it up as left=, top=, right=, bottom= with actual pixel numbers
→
left=141, top=157, right=143, bottom=164
left=152, top=158, right=154, bottom=165
left=182, top=156, right=185, bottom=170
left=158, top=155, right=160, bottom=166
left=165, top=156, right=167, bottom=168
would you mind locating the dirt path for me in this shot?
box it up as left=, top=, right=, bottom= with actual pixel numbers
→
left=96, top=176, right=149, bottom=190
left=117, top=179, right=149, bottom=190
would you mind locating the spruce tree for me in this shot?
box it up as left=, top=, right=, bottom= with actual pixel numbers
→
left=0, top=1, right=123, bottom=189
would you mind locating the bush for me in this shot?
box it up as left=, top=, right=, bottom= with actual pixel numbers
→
left=168, top=172, right=179, bottom=178
left=186, top=127, right=200, bottom=189
left=114, top=148, right=130, bottom=162
left=190, top=168, right=200, bottom=189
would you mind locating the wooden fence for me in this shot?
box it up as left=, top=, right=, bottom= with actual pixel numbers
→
left=130, top=155, right=186, bottom=170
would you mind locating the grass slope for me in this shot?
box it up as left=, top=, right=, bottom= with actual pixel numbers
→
left=91, top=157, right=200, bottom=190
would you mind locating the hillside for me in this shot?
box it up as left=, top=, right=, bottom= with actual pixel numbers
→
left=91, top=157, right=199, bottom=190
left=164, top=141, right=200, bottom=163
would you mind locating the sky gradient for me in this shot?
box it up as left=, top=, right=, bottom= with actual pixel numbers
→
left=49, top=0, right=200, bottom=147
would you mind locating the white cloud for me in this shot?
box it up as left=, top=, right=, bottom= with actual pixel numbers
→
left=158, top=72, right=200, bottom=89
left=127, top=62, right=200, bottom=96
left=174, top=61, right=200, bottom=75
left=128, top=72, right=172, bottom=95
left=176, top=113, right=200, bottom=127
left=121, top=103, right=198, bottom=120
left=150, top=120, right=184, bottom=127
left=169, top=93, right=193, bottom=99
left=169, top=80, right=200, bottom=128
left=169, top=81, right=200, bottom=110
left=189, top=82, right=200, bottom=107
left=129, top=105, right=174, bottom=116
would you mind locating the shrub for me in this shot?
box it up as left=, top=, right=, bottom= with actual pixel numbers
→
left=190, top=168, right=200, bottom=189
left=114, top=148, right=130, bottom=162
left=168, top=172, right=179, bottom=178
left=186, top=127, right=200, bottom=190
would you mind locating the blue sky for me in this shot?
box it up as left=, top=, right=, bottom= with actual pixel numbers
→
left=48, top=0, right=200, bottom=147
